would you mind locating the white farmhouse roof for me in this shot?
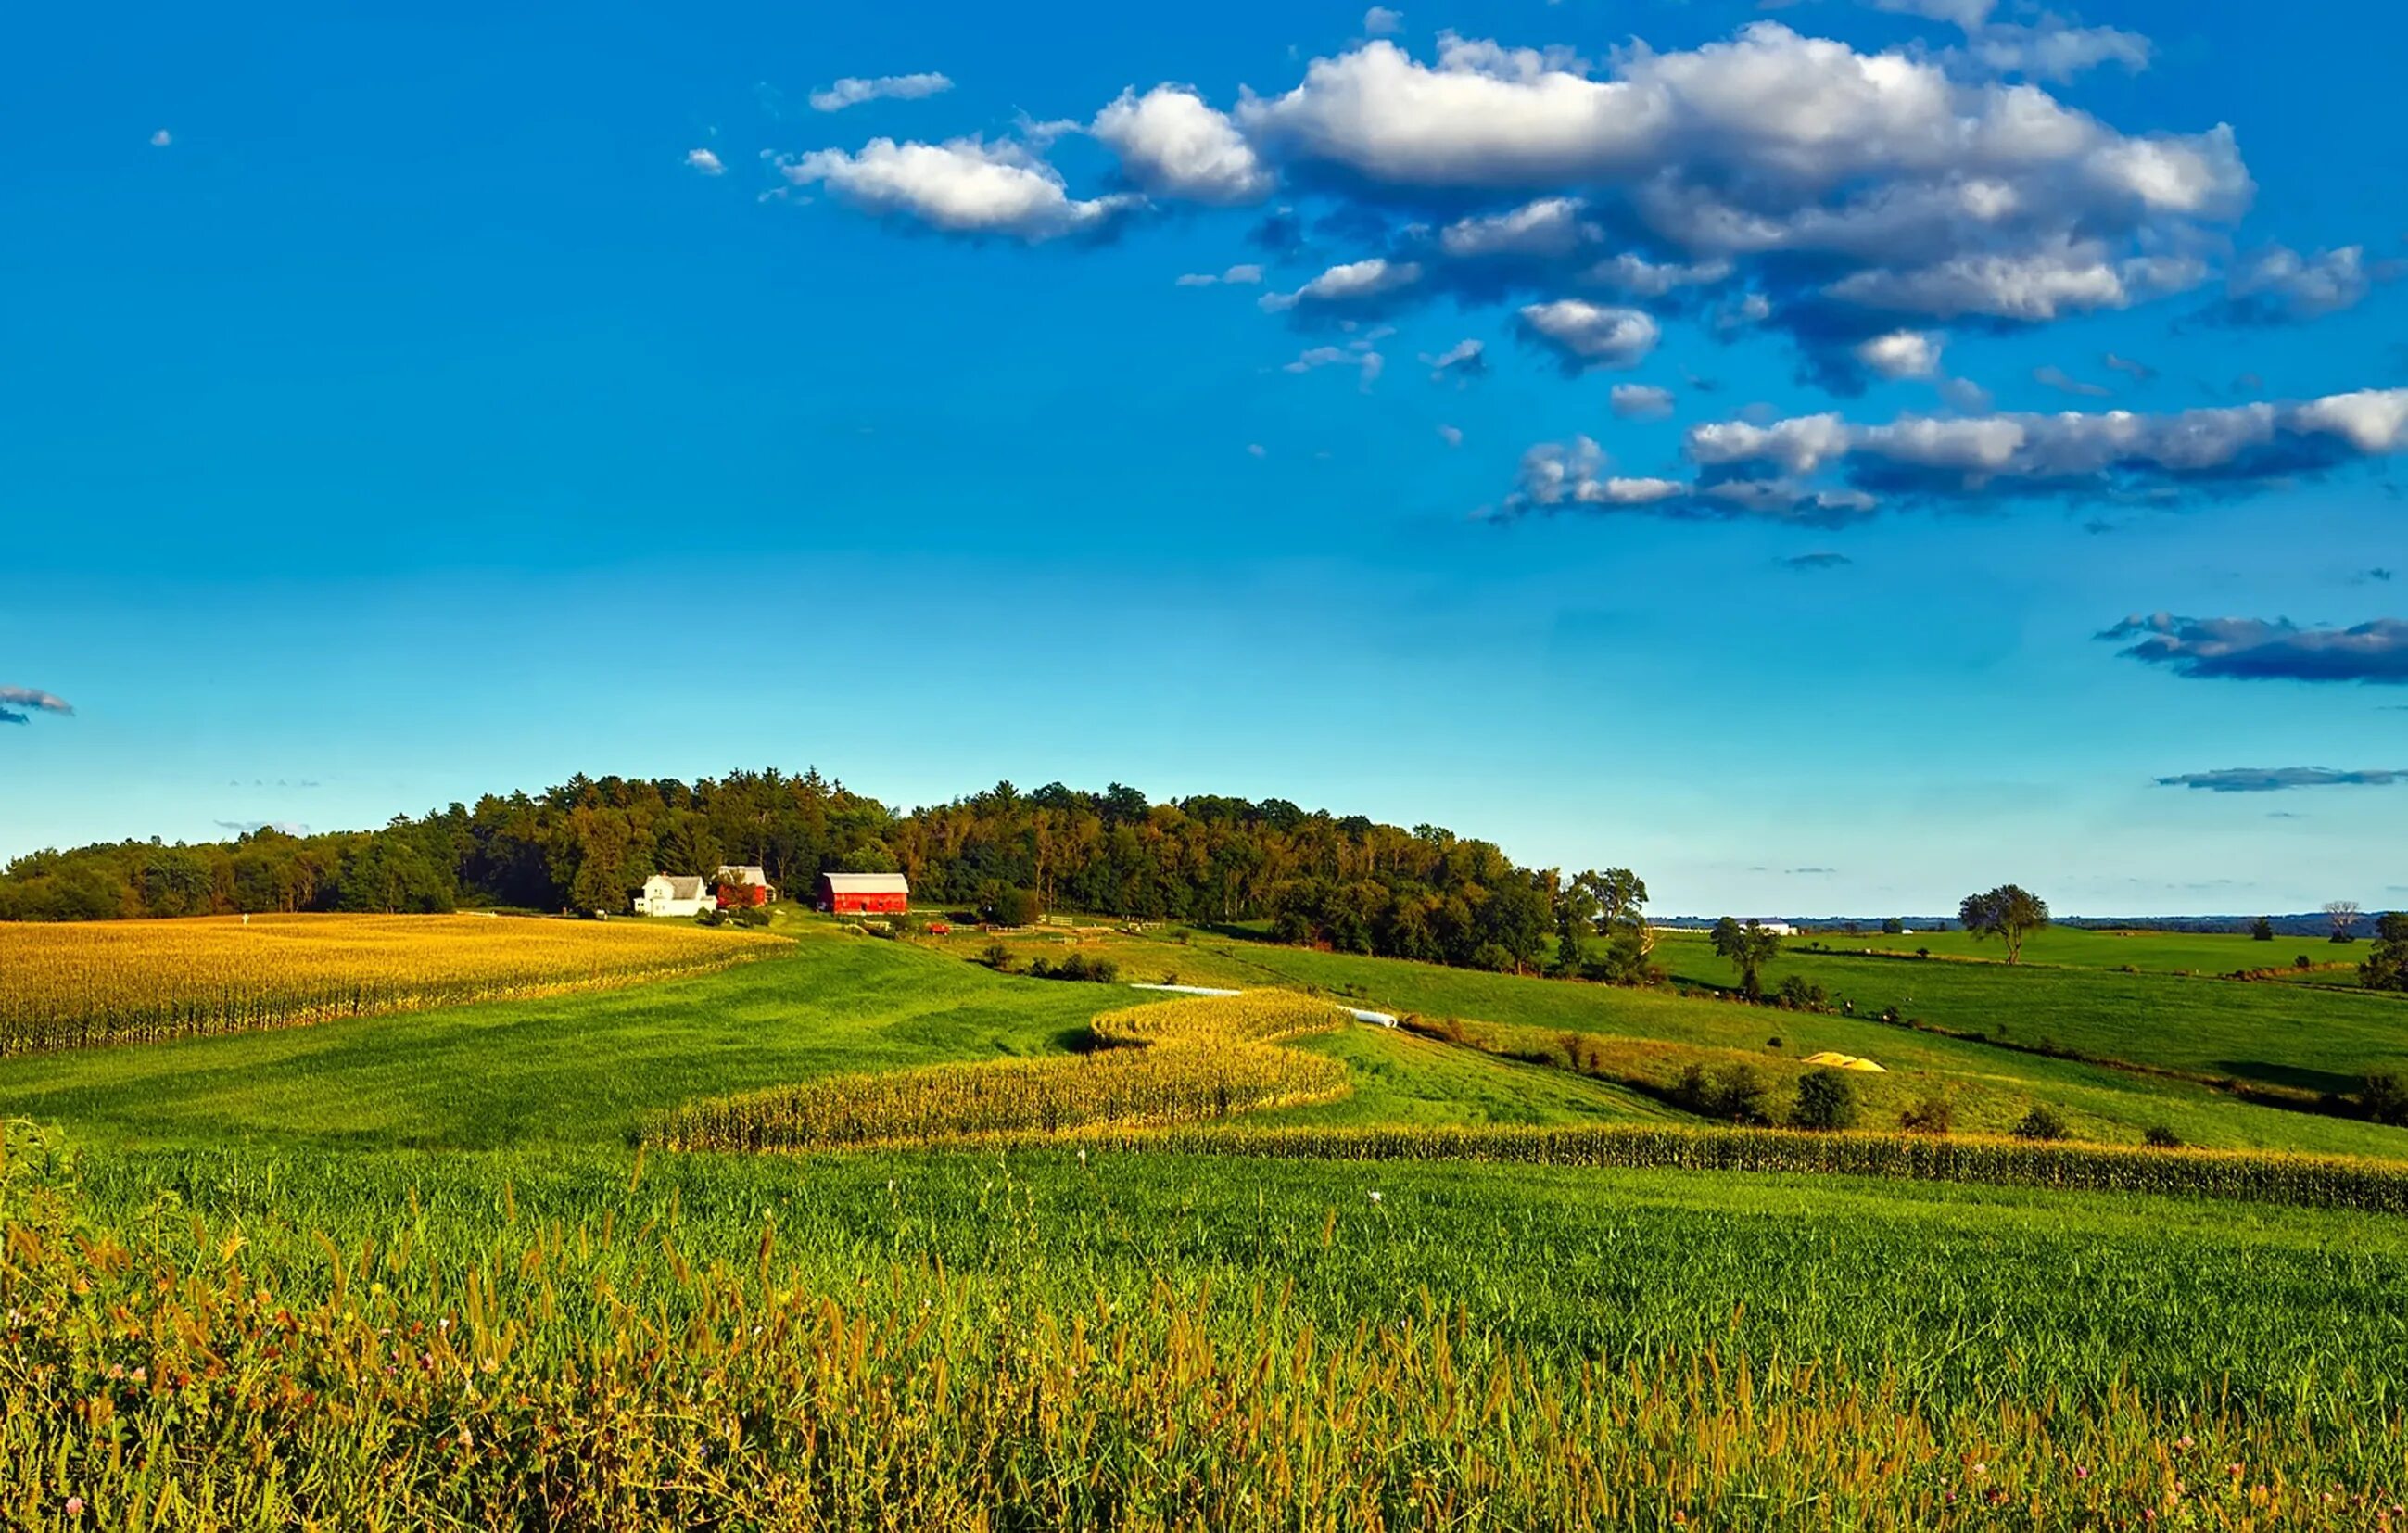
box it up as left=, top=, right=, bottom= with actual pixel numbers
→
left=660, top=875, right=707, bottom=901
left=821, top=872, right=909, bottom=893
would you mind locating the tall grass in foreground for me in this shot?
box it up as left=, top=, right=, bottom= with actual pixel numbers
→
left=650, top=991, right=1350, bottom=1149
left=4, top=1126, right=2402, bottom=1531
left=0, top=914, right=784, bottom=1055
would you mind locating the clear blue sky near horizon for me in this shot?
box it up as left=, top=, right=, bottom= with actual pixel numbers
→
left=2, top=0, right=2402, bottom=915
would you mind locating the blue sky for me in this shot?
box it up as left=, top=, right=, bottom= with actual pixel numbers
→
left=3, top=0, right=2403, bottom=915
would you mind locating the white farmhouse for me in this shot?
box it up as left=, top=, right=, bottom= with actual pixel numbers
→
left=633, top=874, right=714, bottom=919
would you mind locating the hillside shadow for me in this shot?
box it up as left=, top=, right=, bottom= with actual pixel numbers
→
left=1195, top=921, right=1279, bottom=945
left=2212, top=1060, right=2366, bottom=1096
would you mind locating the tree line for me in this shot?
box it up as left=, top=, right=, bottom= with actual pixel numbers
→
left=0, top=769, right=1657, bottom=977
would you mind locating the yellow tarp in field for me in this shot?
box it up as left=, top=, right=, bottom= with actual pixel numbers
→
left=1800, top=1051, right=1888, bottom=1072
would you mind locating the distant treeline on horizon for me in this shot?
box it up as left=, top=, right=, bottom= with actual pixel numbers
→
left=0, top=769, right=1608, bottom=974
left=1655, top=916, right=2351, bottom=937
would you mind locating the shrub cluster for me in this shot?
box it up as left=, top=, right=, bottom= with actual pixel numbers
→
left=1025, top=952, right=1121, bottom=984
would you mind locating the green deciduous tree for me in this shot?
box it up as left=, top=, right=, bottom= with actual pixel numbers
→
left=1709, top=917, right=1782, bottom=1000
left=2361, top=912, right=2408, bottom=994
left=1959, top=884, right=2049, bottom=965
left=1792, top=1068, right=1859, bottom=1131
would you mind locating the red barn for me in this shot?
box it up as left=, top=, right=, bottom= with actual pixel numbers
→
left=819, top=871, right=909, bottom=916
left=715, top=864, right=776, bottom=908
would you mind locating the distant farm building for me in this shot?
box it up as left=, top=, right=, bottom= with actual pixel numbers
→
left=634, top=874, right=713, bottom=919
left=819, top=871, right=909, bottom=916
left=715, top=864, right=777, bottom=908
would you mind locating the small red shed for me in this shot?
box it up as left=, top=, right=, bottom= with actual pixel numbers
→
left=819, top=871, right=909, bottom=916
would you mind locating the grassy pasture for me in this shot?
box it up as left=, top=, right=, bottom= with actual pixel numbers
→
left=1647, top=931, right=2408, bottom=1095
left=1774, top=923, right=2363, bottom=977
left=0, top=929, right=1671, bottom=1150
left=0, top=932, right=1111, bottom=1148
left=906, top=916, right=2408, bottom=1152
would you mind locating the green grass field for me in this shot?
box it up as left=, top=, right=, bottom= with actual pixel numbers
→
left=6, top=911, right=2408, bottom=1526
left=1652, top=931, right=2408, bottom=1093
left=925, top=919, right=2408, bottom=1155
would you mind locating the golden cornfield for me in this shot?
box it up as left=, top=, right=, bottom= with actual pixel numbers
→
left=653, top=990, right=1351, bottom=1150
left=0, top=913, right=785, bottom=1055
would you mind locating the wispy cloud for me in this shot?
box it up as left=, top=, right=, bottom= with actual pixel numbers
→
left=1174, top=263, right=1265, bottom=287
left=2203, top=245, right=2402, bottom=327
left=1780, top=551, right=1853, bottom=572
left=0, top=686, right=73, bottom=728
left=2154, top=766, right=2408, bottom=792
left=1284, top=339, right=1385, bottom=390
left=1611, top=383, right=1676, bottom=420
left=1419, top=338, right=1487, bottom=382
left=2100, top=614, right=2408, bottom=685
left=808, top=72, right=956, bottom=113
left=683, top=147, right=725, bottom=176
left=2033, top=364, right=2110, bottom=398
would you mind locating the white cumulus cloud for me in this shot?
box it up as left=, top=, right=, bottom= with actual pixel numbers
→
left=1855, top=330, right=1944, bottom=380
left=1516, top=299, right=1659, bottom=370
left=1093, top=86, right=1274, bottom=204
left=779, top=137, right=1136, bottom=241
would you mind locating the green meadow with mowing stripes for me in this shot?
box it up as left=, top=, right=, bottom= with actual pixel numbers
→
left=5, top=910, right=2408, bottom=1527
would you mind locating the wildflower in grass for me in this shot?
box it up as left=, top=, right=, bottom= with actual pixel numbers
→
left=1368, top=1190, right=1383, bottom=1204
left=65, top=1499, right=83, bottom=1519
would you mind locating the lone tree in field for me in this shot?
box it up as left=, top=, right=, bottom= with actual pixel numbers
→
left=1709, top=917, right=1783, bottom=1000
left=2325, top=900, right=2364, bottom=944
left=2251, top=916, right=2275, bottom=942
left=1959, top=884, right=2048, bottom=965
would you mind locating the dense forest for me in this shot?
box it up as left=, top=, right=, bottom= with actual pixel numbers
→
left=0, top=770, right=1652, bottom=975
